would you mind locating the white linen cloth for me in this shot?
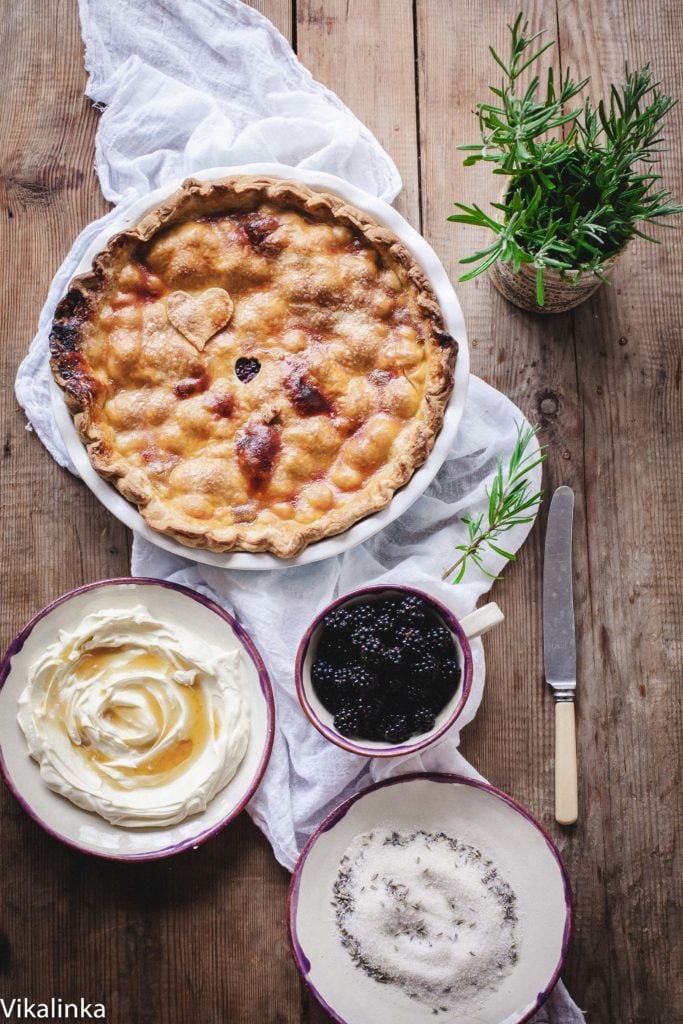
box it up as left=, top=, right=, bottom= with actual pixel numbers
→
left=15, top=1, right=583, bottom=1019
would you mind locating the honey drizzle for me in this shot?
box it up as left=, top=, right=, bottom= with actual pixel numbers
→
left=55, top=645, right=212, bottom=786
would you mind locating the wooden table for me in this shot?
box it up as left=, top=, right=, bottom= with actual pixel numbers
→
left=1, top=2, right=681, bottom=1021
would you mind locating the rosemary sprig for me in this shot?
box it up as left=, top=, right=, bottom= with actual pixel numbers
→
left=442, top=423, right=545, bottom=583
left=449, top=13, right=682, bottom=305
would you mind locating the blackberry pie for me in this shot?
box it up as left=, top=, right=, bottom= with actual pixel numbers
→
left=50, top=176, right=457, bottom=556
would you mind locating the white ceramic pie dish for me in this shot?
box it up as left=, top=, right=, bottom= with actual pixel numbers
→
left=49, top=161, right=469, bottom=570
left=0, top=579, right=274, bottom=860
left=289, top=774, right=571, bottom=1024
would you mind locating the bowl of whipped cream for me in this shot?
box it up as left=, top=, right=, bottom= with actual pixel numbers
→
left=0, top=578, right=274, bottom=859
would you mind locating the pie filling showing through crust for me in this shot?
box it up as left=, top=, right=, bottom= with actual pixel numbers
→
left=50, top=176, right=458, bottom=557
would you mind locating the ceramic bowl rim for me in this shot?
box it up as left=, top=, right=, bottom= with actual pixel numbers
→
left=294, top=585, right=473, bottom=757
left=0, top=576, right=276, bottom=861
left=287, top=771, right=573, bottom=1024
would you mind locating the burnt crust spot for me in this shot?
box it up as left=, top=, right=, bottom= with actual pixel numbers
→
left=434, top=327, right=457, bottom=351
left=235, top=421, right=281, bottom=490
left=49, top=288, right=102, bottom=406
left=49, top=287, right=91, bottom=356
left=284, top=369, right=333, bottom=416
left=207, top=393, right=235, bottom=418
left=50, top=319, right=81, bottom=354
left=174, top=365, right=210, bottom=399
left=242, top=213, right=282, bottom=253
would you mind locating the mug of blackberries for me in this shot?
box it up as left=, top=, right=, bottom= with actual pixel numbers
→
left=295, top=586, right=504, bottom=756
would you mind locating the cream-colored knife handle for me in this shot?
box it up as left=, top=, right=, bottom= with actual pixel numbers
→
left=555, top=701, right=578, bottom=824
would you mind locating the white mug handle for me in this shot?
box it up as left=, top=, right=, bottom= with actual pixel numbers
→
left=459, top=601, right=505, bottom=639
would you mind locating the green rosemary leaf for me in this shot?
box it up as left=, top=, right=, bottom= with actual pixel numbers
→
left=488, top=542, right=516, bottom=560
left=514, top=40, right=555, bottom=79
left=489, top=44, right=510, bottom=77
left=453, top=562, right=468, bottom=584
left=459, top=251, right=502, bottom=281
left=535, top=267, right=544, bottom=305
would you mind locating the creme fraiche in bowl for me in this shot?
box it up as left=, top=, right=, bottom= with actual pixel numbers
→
left=295, top=585, right=503, bottom=757
left=0, top=578, right=275, bottom=859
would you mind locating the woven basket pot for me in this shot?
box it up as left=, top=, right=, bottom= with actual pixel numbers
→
left=488, top=255, right=621, bottom=314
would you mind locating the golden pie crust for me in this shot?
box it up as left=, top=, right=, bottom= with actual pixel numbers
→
left=50, top=176, right=458, bottom=557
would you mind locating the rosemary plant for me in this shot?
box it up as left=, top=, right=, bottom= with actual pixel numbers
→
left=442, top=424, right=544, bottom=584
left=449, top=13, right=682, bottom=305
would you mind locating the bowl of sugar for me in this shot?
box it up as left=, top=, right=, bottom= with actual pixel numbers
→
left=289, top=773, right=571, bottom=1024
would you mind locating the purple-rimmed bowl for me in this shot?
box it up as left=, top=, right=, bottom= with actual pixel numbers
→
left=0, top=578, right=275, bottom=861
left=288, top=772, right=572, bottom=1024
left=295, top=585, right=503, bottom=758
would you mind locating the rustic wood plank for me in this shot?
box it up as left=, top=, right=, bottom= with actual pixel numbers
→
left=248, top=0, right=292, bottom=38
left=557, top=3, right=683, bottom=1021
left=296, top=0, right=420, bottom=224
left=0, top=0, right=130, bottom=625
left=0, top=2, right=302, bottom=1023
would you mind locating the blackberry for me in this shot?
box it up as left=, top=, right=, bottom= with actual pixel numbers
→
left=334, top=705, right=363, bottom=738
left=380, top=712, right=413, bottom=744
left=381, top=645, right=404, bottom=673
left=315, top=666, right=357, bottom=714
left=429, top=659, right=462, bottom=711
left=311, top=659, right=337, bottom=703
left=355, top=696, right=384, bottom=734
left=346, top=666, right=376, bottom=698
left=399, top=629, right=430, bottom=664
left=438, top=657, right=462, bottom=693
left=441, top=655, right=461, bottom=675
left=425, top=624, right=455, bottom=659
left=411, top=705, right=437, bottom=735
left=395, top=595, right=428, bottom=627
left=346, top=603, right=376, bottom=631
left=332, top=665, right=355, bottom=687
left=411, top=653, right=439, bottom=685
left=349, top=623, right=377, bottom=652
left=322, top=606, right=355, bottom=637
left=312, top=658, right=335, bottom=683
left=372, top=610, right=397, bottom=639
left=354, top=633, right=385, bottom=668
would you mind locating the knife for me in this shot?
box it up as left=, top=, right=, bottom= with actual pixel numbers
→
left=543, top=485, right=578, bottom=825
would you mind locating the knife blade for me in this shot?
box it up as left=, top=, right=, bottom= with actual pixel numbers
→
left=543, top=485, right=578, bottom=825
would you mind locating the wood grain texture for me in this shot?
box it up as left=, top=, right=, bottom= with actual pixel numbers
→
left=556, top=5, right=683, bottom=1020
left=0, top=1, right=681, bottom=1023
left=296, top=0, right=420, bottom=223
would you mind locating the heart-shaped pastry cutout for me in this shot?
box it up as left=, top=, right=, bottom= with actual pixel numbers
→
left=167, top=288, right=234, bottom=351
